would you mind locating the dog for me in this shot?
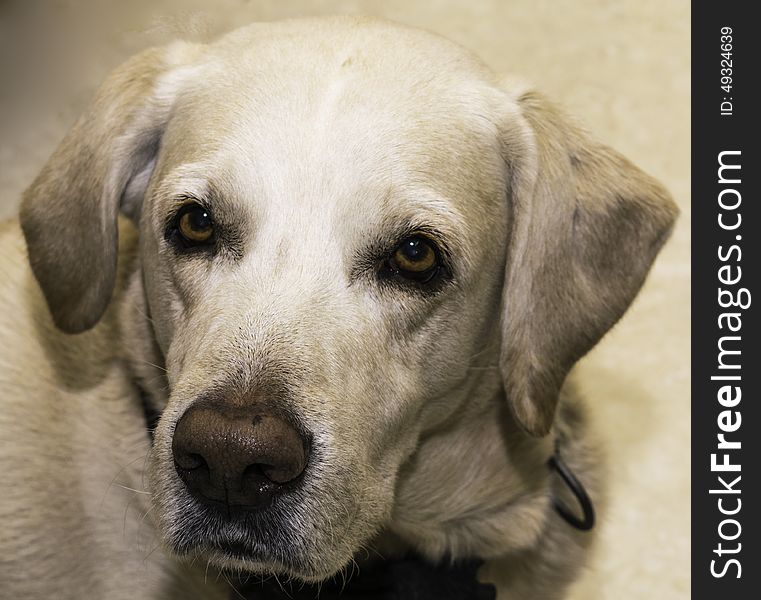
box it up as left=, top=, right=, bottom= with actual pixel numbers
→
left=0, top=16, right=677, bottom=599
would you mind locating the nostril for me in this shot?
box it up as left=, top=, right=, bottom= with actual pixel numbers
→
left=240, top=462, right=303, bottom=486
left=175, top=452, right=207, bottom=472
left=242, top=463, right=268, bottom=479
left=262, top=460, right=305, bottom=484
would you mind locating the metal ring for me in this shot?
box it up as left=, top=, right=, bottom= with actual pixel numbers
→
left=548, top=449, right=596, bottom=531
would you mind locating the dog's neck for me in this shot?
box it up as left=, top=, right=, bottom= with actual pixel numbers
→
left=381, top=387, right=556, bottom=562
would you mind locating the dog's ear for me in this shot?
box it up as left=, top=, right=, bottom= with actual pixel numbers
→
left=499, top=91, right=679, bottom=436
left=20, top=43, right=199, bottom=333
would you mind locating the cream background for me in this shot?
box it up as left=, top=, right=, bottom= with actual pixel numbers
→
left=0, top=1, right=690, bottom=598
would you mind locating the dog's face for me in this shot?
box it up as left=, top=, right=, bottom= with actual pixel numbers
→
left=20, top=18, right=677, bottom=582
left=140, top=26, right=511, bottom=577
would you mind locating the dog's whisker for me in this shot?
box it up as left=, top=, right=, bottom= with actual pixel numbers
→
left=137, top=504, right=157, bottom=533
left=113, top=483, right=150, bottom=495
left=466, top=339, right=501, bottom=361
left=364, top=541, right=385, bottom=561
left=272, top=572, right=294, bottom=600
left=140, top=445, right=154, bottom=492
left=213, top=562, right=223, bottom=583
left=203, top=557, right=211, bottom=584
left=98, top=450, right=150, bottom=513
left=122, top=491, right=139, bottom=541
left=142, top=541, right=163, bottom=566
left=138, top=508, right=159, bottom=554
left=222, top=572, right=247, bottom=600
left=136, top=359, right=168, bottom=373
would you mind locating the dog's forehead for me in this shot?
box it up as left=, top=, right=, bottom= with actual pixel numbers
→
left=155, top=19, right=508, bottom=226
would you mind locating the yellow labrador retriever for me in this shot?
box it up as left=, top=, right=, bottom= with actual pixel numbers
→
left=0, top=16, right=677, bottom=600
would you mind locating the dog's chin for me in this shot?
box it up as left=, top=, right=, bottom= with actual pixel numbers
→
left=197, top=543, right=341, bottom=583
left=171, top=538, right=347, bottom=583
left=161, top=498, right=356, bottom=583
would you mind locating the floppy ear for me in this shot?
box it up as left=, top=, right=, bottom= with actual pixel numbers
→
left=499, top=91, right=679, bottom=437
left=20, top=43, right=197, bottom=333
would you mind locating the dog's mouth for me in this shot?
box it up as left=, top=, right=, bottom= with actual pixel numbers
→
left=173, top=530, right=315, bottom=580
left=170, top=504, right=297, bottom=561
left=198, top=538, right=285, bottom=572
left=163, top=490, right=346, bottom=582
left=212, top=539, right=263, bottom=561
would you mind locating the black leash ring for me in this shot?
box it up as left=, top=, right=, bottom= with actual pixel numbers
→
left=548, top=450, right=596, bottom=531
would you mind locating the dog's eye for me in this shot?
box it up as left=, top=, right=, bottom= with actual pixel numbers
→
left=387, top=235, right=440, bottom=282
left=176, top=202, right=214, bottom=245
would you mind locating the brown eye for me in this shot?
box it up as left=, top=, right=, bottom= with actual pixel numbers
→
left=177, top=203, right=214, bottom=244
left=389, top=235, right=440, bottom=281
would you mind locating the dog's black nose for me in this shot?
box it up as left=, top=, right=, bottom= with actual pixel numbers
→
left=172, top=401, right=309, bottom=509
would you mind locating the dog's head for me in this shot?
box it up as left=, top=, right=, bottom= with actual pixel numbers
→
left=20, top=17, right=676, bottom=582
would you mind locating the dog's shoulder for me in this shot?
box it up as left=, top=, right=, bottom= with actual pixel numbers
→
left=0, top=217, right=188, bottom=598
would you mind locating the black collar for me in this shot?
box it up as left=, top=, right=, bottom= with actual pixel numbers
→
left=232, top=557, right=496, bottom=600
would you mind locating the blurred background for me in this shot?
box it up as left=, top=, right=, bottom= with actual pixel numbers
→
left=0, top=1, right=690, bottom=598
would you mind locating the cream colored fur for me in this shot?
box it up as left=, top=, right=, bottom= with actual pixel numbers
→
left=0, top=16, right=676, bottom=599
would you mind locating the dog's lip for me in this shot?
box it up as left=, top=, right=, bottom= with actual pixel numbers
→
left=183, top=491, right=274, bottom=513
left=187, top=537, right=277, bottom=568
left=212, top=539, right=267, bottom=560
left=203, top=540, right=324, bottom=580
left=207, top=543, right=334, bottom=585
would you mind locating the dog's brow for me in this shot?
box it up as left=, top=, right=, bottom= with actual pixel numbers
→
left=347, top=209, right=459, bottom=285
left=153, top=165, right=213, bottom=204
left=373, top=220, right=452, bottom=257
